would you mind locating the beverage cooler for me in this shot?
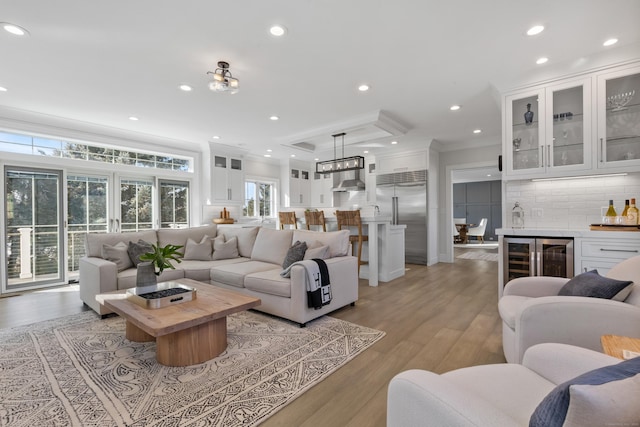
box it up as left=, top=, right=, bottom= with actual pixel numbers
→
left=503, top=237, right=574, bottom=283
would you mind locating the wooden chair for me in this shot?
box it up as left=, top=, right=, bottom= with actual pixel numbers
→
left=304, top=210, right=327, bottom=232
left=336, top=210, right=368, bottom=276
left=279, top=211, right=298, bottom=229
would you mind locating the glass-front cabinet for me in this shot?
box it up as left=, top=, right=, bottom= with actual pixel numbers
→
left=504, top=79, right=591, bottom=178
left=597, top=65, right=640, bottom=169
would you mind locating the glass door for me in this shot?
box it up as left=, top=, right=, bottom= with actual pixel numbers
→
left=159, top=179, right=189, bottom=228
left=536, top=238, right=574, bottom=278
left=505, top=90, right=545, bottom=175
left=597, top=67, right=640, bottom=167
left=119, top=177, right=154, bottom=231
left=4, top=166, right=64, bottom=291
left=545, top=79, right=591, bottom=172
left=503, top=237, right=535, bottom=283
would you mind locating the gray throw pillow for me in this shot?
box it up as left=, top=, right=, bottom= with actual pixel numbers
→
left=530, top=357, right=640, bottom=427
left=212, top=235, right=239, bottom=260
left=183, top=235, right=213, bottom=261
left=304, top=244, right=330, bottom=260
left=102, top=242, right=133, bottom=272
left=558, top=270, right=633, bottom=300
left=127, top=239, right=153, bottom=266
left=282, top=241, right=308, bottom=269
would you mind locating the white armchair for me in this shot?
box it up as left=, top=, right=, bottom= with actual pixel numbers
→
left=387, top=343, right=619, bottom=427
left=467, top=218, right=487, bottom=242
left=499, top=255, right=640, bottom=364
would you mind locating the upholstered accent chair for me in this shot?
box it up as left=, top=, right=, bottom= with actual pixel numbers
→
left=499, top=255, right=640, bottom=364
left=387, top=343, right=628, bottom=427
left=467, top=218, right=487, bottom=242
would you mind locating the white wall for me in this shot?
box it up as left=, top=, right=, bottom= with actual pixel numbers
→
left=503, top=172, right=640, bottom=229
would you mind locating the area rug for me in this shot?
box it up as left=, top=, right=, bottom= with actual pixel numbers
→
left=0, top=310, right=384, bottom=427
left=456, top=251, right=500, bottom=261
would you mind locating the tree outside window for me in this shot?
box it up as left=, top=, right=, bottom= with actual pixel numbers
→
left=244, top=180, right=273, bottom=217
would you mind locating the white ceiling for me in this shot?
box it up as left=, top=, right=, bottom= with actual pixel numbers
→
left=1, top=0, right=639, bottom=163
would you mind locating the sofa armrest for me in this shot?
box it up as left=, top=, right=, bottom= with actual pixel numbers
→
left=503, top=276, right=568, bottom=297
left=387, top=370, right=519, bottom=427
left=79, top=256, right=118, bottom=315
left=516, top=296, right=640, bottom=357
left=523, top=343, right=620, bottom=385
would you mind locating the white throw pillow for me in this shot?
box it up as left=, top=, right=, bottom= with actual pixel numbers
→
left=212, top=235, right=239, bottom=260
left=183, top=235, right=213, bottom=261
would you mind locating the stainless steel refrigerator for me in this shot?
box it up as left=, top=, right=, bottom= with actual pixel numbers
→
left=376, top=170, right=428, bottom=264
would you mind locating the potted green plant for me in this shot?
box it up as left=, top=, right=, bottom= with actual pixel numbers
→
left=136, top=244, right=183, bottom=287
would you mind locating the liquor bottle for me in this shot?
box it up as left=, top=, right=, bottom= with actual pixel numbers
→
left=605, top=200, right=617, bottom=224
left=621, top=199, right=630, bottom=217
left=628, top=198, right=639, bottom=225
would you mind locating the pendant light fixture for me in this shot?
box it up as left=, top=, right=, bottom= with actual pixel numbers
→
left=207, top=61, right=239, bottom=94
left=315, top=132, right=365, bottom=174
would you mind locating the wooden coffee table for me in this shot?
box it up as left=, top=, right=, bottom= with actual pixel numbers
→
left=96, top=278, right=261, bottom=366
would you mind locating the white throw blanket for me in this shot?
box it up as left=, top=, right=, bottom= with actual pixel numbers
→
left=281, top=259, right=331, bottom=309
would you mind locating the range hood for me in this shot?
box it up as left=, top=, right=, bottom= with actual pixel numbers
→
left=332, top=170, right=366, bottom=192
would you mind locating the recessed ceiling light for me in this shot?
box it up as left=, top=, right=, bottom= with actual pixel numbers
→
left=358, top=84, right=370, bottom=92
left=179, top=84, right=192, bottom=91
left=314, top=158, right=319, bottom=161
left=450, top=105, right=461, bottom=111
left=270, top=115, right=279, bottom=121
left=391, top=141, right=398, bottom=145
left=487, top=174, right=492, bottom=177
left=473, top=129, right=482, bottom=134
left=269, top=25, right=287, bottom=36
left=536, top=57, right=548, bottom=65
left=363, top=150, right=369, bottom=154
left=264, top=154, right=271, bottom=158
left=267, top=149, right=272, bottom=152
left=212, top=135, right=220, bottom=139
left=603, top=38, right=618, bottom=47
left=527, top=25, right=544, bottom=36
left=290, top=154, right=296, bottom=157
left=2, top=23, right=29, bottom=36
left=0, top=87, right=7, bottom=92
left=129, top=116, right=139, bottom=121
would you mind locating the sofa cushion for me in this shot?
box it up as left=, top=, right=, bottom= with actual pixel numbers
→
left=292, top=229, right=350, bottom=257
left=530, top=357, right=640, bottom=427
left=176, top=260, right=217, bottom=281
left=282, top=241, right=307, bottom=269
left=101, top=242, right=133, bottom=272
left=245, top=269, right=292, bottom=298
left=498, top=295, right=532, bottom=330
left=304, top=244, right=330, bottom=260
left=183, top=236, right=213, bottom=261
left=86, top=230, right=157, bottom=258
left=156, top=224, right=217, bottom=251
left=217, top=226, right=260, bottom=258
left=558, top=270, right=633, bottom=300
left=211, top=261, right=279, bottom=288
left=250, top=228, right=294, bottom=265
left=212, top=235, right=239, bottom=260
left=127, top=239, right=153, bottom=265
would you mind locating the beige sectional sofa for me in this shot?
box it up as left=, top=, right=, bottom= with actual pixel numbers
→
left=79, top=224, right=359, bottom=325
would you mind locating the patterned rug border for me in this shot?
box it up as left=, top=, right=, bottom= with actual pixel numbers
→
left=0, top=310, right=385, bottom=427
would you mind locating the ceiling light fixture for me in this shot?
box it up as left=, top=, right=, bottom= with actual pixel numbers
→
left=212, top=135, right=220, bottom=139
left=450, top=105, right=461, bottom=111
left=270, top=115, right=279, bottom=121
left=527, top=25, right=544, bottom=36
left=269, top=25, right=287, bottom=36
left=2, top=23, right=29, bottom=36
left=0, top=87, right=7, bottom=92
left=358, top=84, right=370, bottom=92
left=264, top=154, right=271, bottom=158
left=603, top=38, right=618, bottom=47
left=179, top=84, right=192, bottom=91
left=391, top=140, right=398, bottom=145
left=536, top=57, right=548, bottom=65
left=473, top=129, right=482, bottom=134
left=129, top=116, right=139, bottom=121
left=207, top=61, right=239, bottom=94
left=316, top=132, right=365, bottom=174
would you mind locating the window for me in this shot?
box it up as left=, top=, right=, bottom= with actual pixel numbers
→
left=244, top=180, right=274, bottom=217
left=120, top=178, right=153, bottom=231
left=159, top=180, right=189, bottom=228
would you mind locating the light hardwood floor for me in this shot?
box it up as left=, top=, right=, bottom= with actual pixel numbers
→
left=0, top=248, right=503, bottom=426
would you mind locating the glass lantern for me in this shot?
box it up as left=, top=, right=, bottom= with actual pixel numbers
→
left=512, top=202, right=525, bottom=229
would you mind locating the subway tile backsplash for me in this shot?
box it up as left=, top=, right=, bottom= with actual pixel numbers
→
left=504, top=172, right=640, bottom=229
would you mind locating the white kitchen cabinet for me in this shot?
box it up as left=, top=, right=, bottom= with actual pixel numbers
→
left=596, top=65, right=640, bottom=170
left=376, top=151, right=427, bottom=175
left=213, top=155, right=244, bottom=203
left=504, top=78, right=592, bottom=178
left=575, top=236, right=640, bottom=276
left=311, top=172, right=333, bottom=207
left=281, top=160, right=312, bottom=207
left=502, top=60, right=640, bottom=180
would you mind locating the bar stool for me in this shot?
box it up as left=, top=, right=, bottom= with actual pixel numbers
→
left=304, top=210, right=327, bottom=232
left=336, top=210, right=368, bottom=275
left=279, top=211, right=298, bottom=229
